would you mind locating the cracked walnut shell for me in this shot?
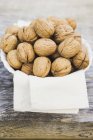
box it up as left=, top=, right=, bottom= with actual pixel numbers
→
left=2, top=34, right=18, bottom=53
left=72, top=46, right=89, bottom=69
left=34, top=38, right=57, bottom=56
left=18, top=25, right=38, bottom=42
left=17, top=42, right=35, bottom=63
left=34, top=18, right=55, bottom=38
left=33, top=57, right=51, bottom=77
left=21, top=63, right=33, bottom=75
left=58, top=37, right=81, bottom=58
left=51, top=57, right=72, bottom=76
left=54, top=24, right=73, bottom=43
left=7, top=50, right=22, bottom=69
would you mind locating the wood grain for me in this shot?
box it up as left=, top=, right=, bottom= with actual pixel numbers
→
left=0, top=0, right=93, bottom=139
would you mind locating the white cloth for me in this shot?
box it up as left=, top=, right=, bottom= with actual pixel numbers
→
left=13, top=70, right=89, bottom=114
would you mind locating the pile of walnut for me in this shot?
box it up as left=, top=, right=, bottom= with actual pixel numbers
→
left=0, top=17, right=89, bottom=77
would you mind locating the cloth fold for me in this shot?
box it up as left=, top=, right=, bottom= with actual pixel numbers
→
left=13, top=70, right=89, bottom=114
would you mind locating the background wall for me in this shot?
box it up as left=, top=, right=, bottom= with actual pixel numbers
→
left=0, top=0, right=93, bottom=44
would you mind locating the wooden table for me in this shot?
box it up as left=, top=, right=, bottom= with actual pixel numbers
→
left=0, top=0, right=93, bottom=139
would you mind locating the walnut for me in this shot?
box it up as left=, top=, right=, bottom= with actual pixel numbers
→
left=66, top=32, right=81, bottom=43
left=66, top=18, right=77, bottom=30
left=72, top=47, right=89, bottom=69
left=34, top=18, right=55, bottom=38
left=5, top=25, right=20, bottom=36
left=47, top=16, right=68, bottom=27
left=18, top=25, right=38, bottom=43
left=21, top=63, right=33, bottom=75
left=33, top=57, right=51, bottom=77
left=54, top=24, right=73, bottom=43
left=0, top=37, right=3, bottom=49
left=2, top=34, right=18, bottom=53
left=7, top=50, right=22, bottom=69
left=51, top=57, right=72, bottom=76
left=17, top=42, right=35, bottom=63
left=51, top=50, right=60, bottom=60
left=58, top=37, right=81, bottom=58
left=30, top=19, right=36, bottom=27
left=34, top=38, right=57, bottom=56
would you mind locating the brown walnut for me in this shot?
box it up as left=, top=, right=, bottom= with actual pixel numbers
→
left=5, top=25, right=20, bottom=36
left=58, top=37, right=81, bottom=58
left=17, top=42, right=35, bottom=63
left=47, top=16, right=68, bottom=27
left=7, top=50, right=22, bottom=69
left=18, top=25, right=38, bottom=43
left=34, top=38, right=57, bottom=56
left=66, top=18, right=77, bottom=30
left=33, top=57, right=51, bottom=77
left=34, top=18, right=55, bottom=38
left=51, top=57, right=72, bottom=76
left=72, top=46, right=89, bottom=69
left=2, top=34, right=18, bottom=53
left=21, top=63, right=33, bottom=75
left=54, top=24, right=73, bottom=43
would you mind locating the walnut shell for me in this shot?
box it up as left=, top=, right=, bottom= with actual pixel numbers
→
left=54, top=24, right=73, bottom=43
left=33, top=57, right=51, bottom=77
left=0, top=37, right=3, bottom=49
left=66, top=18, right=77, bottom=30
left=21, top=63, right=33, bottom=75
left=51, top=57, right=72, bottom=76
left=18, top=25, right=38, bottom=42
left=5, top=25, right=20, bottom=36
left=47, top=16, right=68, bottom=27
left=2, top=34, right=18, bottom=53
left=30, top=19, right=36, bottom=28
left=66, top=32, right=81, bottom=43
left=7, top=50, right=22, bottom=69
left=58, top=37, right=81, bottom=58
left=51, top=50, right=60, bottom=60
left=34, top=18, right=55, bottom=38
left=34, top=38, right=57, bottom=56
left=72, top=47, right=89, bottom=69
left=17, top=42, right=35, bottom=63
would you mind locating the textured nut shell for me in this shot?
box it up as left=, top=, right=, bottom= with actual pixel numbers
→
left=0, top=37, right=3, bottom=49
left=2, top=34, right=18, bottom=53
left=47, top=16, right=68, bottom=27
left=30, top=20, right=36, bottom=28
left=51, top=50, right=60, bottom=60
left=58, top=37, right=81, bottom=58
left=7, top=50, right=22, bottom=69
left=17, top=42, right=35, bottom=63
left=5, top=25, right=20, bottom=36
left=51, top=57, right=72, bottom=76
left=18, top=26, right=37, bottom=42
left=54, top=24, right=73, bottom=43
left=21, top=63, right=33, bottom=75
left=34, top=18, right=55, bottom=38
left=34, top=38, right=57, bottom=56
left=66, top=32, right=81, bottom=44
left=33, top=57, right=51, bottom=77
left=66, top=18, right=77, bottom=30
left=72, top=47, right=89, bottom=69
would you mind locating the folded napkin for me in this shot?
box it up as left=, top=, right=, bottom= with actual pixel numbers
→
left=13, top=70, right=89, bottom=114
